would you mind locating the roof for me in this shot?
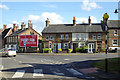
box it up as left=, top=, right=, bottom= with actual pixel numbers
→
left=42, top=23, right=103, bottom=33
left=2, top=28, right=11, bottom=38
left=107, top=20, right=120, bottom=28
left=8, top=28, right=28, bottom=36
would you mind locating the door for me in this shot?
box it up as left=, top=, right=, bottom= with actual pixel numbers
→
left=58, top=43, right=61, bottom=50
left=88, top=43, right=94, bottom=53
left=53, top=43, right=56, bottom=53
left=73, top=43, right=78, bottom=53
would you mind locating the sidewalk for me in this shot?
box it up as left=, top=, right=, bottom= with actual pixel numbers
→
left=70, top=60, right=120, bottom=80
left=17, top=52, right=118, bottom=56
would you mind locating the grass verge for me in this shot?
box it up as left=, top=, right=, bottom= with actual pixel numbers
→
left=93, top=57, right=120, bottom=74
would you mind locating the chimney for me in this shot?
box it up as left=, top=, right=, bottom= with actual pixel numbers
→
left=3, top=25, right=7, bottom=30
left=13, top=24, right=17, bottom=32
left=16, top=24, right=19, bottom=31
left=46, top=18, right=50, bottom=27
left=88, top=16, right=91, bottom=25
left=21, top=22, right=25, bottom=30
left=73, top=17, right=76, bottom=26
left=28, top=20, right=33, bottom=28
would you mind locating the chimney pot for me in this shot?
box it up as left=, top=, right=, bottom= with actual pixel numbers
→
left=3, top=25, right=7, bottom=30
left=88, top=16, right=91, bottom=25
left=73, top=16, right=76, bottom=26
left=21, top=22, right=25, bottom=30
left=28, top=20, right=33, bottom=28
left=46, top=18, right=50, bottom=27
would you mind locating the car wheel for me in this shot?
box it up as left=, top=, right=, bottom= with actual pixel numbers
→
left=13, top=55, right=16, bottom=57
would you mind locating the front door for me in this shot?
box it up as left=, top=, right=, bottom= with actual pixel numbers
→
left=58, top=43, right=61, bottom=50
left=73, top=43, right=78, bottom=53
left=53, top=43, right=56, bottom=53
left=88, top=43, right=94, bottom=53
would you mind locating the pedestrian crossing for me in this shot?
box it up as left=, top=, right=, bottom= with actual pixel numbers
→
left=4, top=68, right=84, bottom=78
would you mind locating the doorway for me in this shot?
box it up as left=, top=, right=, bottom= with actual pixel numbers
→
left=88, top=43, right=94, bottom=53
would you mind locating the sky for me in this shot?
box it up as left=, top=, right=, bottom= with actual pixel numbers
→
left=0, top=0, right=119, bottom=34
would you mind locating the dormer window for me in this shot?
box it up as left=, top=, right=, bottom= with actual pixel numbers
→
left=114, top=30, right=118, bottom=36
left=30, top=32, right=34, bottom=35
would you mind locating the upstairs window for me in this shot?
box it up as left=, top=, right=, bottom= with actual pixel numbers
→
left=76, top=34, right=79, bottom=40
left=61, top=35, right=64, bottom=40
left=114, top=30, right=118, bottom=36
left=46, top=36, right=49, bottom=40
left=92, top=35, right=96, bottom=40
left=113, top=39, right=118, bottom=46
left=81, top=34, right=84, bottom=40
left=97, top=34, right=101, bottom=40
left=50, top=36, right=53, bottom=40
left=65, top=34, right=69, bottom=40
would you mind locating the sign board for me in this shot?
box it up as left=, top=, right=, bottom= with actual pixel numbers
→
left=20, top=35, right=38, bottom=47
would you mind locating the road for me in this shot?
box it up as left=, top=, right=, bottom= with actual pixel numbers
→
left=1, top=53, right=118, bottom=80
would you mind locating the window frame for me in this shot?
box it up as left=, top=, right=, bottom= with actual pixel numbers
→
left=46, top=36, right=49, bottom=40
left=114, top=30, right=118, bottom=36
left=113, top=39, right=118, bottom=46
left=92, top=34, right=96, bottom=40
left=97, top=34, right=101, bottom=40
left=61, top=34, right=64, bottom=40
left=65, top=34, right=69, bottom=40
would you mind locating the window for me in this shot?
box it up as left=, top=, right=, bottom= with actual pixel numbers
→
left=61, top=35, right=64, bottom=40
left=46, top=36, right=49, bottom=40
left=81, top=43, right=84, bottom=47
left=97, top=34, right=101, bottom=40
left=92, top=35, right=96, bottom=40
left=97, top=43, right=101, bottom=49
left=50, top=43, right=51, bottom=48
left=50, top=36, right=53, bottom=40
left=113, top=39, right=118, bottom=46
left=114, top=30, right=118, bottom=36
left=81, top=34, right=84, bottom=40
left=64, top=43, right=68, bottom=49
left=65, top=34, right=69, bottom=40
left=76, top=34, right=79, bottom=40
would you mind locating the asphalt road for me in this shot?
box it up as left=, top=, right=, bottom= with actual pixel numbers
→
left=0, top=53, right=118, bottom=80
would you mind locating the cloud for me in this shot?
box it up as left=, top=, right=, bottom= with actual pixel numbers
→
left=0, top=4, right=9, bottom=10
left=76, top=16, right=97, bottom=23
left=81, top=0, right=102, bottom=11
left=22, top=12, right=64, bottom=34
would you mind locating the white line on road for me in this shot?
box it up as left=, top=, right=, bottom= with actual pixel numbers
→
left=12, top=70, right=25, bottom=78
left=33, top=69, right=44, bottom=77
left=66, top=68, right=83, bottom=75
left=64, top=59, right=70, bottom=60
left=53, top=72, right=64, bottom=76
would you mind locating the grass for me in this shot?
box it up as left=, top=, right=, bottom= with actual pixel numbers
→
left=93, top=57, right=120, bottom=73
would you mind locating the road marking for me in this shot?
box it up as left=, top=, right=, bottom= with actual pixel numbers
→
left=12, top=70, right=25, bottom=78
left=33, top=69, right=44, bottom=77
left=13, top=59, right=17, bottom=61
left=53, top=72, right=64, bottom=76
left=66, top=68, right=83, bottom=75
left=19, top=61, right=22, bottom=63
left=64, top=59, right=70, bottom=60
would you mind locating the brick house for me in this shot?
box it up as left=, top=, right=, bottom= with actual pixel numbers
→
left=107, top=20, right=120, bottom=51
left=42, top=17, right=106, bottom=53
left=5, top=20, right=42, bottom=53
left=42, top=18, right=72, bottom=53
left=2, top=25, right=13, bottom=48
left=0, top=28, right=3, bottom=49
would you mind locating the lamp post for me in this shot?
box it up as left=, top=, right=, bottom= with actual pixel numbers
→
left=103, top=13, right=109, bottom=72
left=114, top=8, right=120, bottom=73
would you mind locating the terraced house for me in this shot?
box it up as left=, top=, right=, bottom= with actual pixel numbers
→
left=42, top=17, right=106, bottom=53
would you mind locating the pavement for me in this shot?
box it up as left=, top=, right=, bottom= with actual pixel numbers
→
left=70, top=59, right=120, bottom=80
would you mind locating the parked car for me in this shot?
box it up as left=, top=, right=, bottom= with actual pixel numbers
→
left=0, top=48, right=17, bottom=57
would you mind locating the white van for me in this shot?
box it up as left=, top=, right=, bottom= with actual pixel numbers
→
left=0, top=48, right=17, bottom=57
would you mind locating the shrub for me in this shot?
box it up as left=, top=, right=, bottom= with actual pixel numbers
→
left=58, top=48, right=62, bottom=51
left=43, top=48, right=52, bottom=53
left=68, top=49, right=72, bottom=53
left=76, top=48, right=82, bottom=52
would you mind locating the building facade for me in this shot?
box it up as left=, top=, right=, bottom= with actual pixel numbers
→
left=5, top=21, right=42, bottom=53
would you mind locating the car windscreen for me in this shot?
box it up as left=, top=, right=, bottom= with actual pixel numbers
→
left=9, top=49, right=15, bottom=51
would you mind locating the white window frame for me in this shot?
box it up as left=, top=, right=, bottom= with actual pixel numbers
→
left=113, top=39, right=118, bottom=46
left=65, top=34, right=69, bottom=40
left=92, top=35, right=96, bottom=40
left=64, top=43, right=68, bottom=49
left=76, top=34, right=79, bottom=40
left=81, top=34, right=84, bottom=40
left=50, top=35, right=53, bottom=40
left=114, top=30, right=118, bottom=36
left=97, top=34, right=101, bottom=40
left=61, top=34, right=64, bottom=40
left=46, top=36, right=49, bottom=40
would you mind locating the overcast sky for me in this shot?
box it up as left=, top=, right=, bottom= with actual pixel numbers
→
left=0, top=0, right=119, bottom=34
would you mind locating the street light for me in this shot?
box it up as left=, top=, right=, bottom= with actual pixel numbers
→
left=103, top=13, right=109, bottom=72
